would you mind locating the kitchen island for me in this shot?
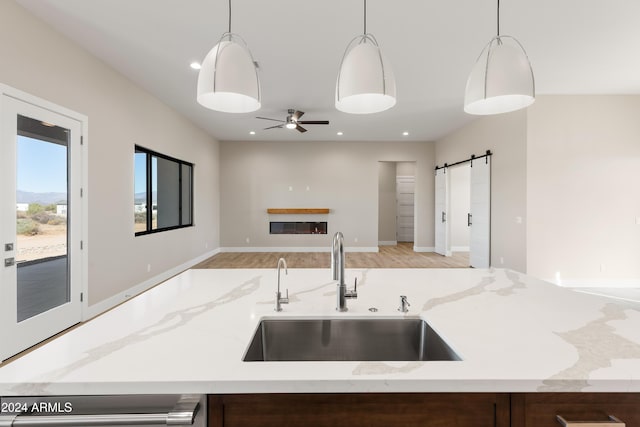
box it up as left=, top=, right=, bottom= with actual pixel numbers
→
left=1, top=267, right=639, bottom=396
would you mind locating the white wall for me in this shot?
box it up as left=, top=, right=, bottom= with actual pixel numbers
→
left=0, top=1, right=220, bottom=308
left=435, top=95, right=640, bottom=286
left=378, top=162, right=397, bottom=244
left=396, top=162, right=416, bottom=177
left=527, top=95, right=640, bottom=286
left=220, top=141, right=434, bottom=251
left=449, top=164, right=470, bottom=251
left=436, top=110, right=528, bottom=272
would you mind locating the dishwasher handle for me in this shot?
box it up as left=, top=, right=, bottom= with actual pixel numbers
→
left=0, top=394, right=200, bottom=427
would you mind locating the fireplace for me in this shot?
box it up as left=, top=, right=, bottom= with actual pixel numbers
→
left=270, top=222, right=327, bottom=235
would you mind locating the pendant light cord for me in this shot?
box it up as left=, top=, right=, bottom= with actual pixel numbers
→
left=228, top=0, right=232, bottom=33
left=364, top=0, right=367, bottom=34
left=496, top=0, right=500, bottom=36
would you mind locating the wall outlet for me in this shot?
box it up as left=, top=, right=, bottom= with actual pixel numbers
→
left=600, top=264, right=605, bottom=273
left=636, top=216, right=640, bottom=225
left=515, top=216, right=522, bottom=224
left=354, top=237, right=359, bottom=243
left=147, top=264, right=151, bottom=273
left=306, top=186, right=310, bottom=191
left=288, top=186, right=293, bottom=191
left=205, top=242, right=209, bottom=249
left=500, top=257, right=504, bottom=265
left=245, top=237, right=250, bottom=244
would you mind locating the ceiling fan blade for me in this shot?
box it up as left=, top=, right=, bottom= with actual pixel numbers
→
left=264, top=124, right=284, bottom=130
left=296, top=125, right=308, bottom=133
left=292, top=110, right=305, bottom=120
left=298, top=120, right=330, bottom=125
left=256, top=117, right=284, bottom=123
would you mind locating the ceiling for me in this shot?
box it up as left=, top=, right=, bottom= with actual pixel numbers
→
left=15, top=0, right=640, bottom=142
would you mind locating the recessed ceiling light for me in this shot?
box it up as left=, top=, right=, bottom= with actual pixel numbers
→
left=337, top=132, right=343, bottom=136
left=190, top=62, right=201, bottom=70
left=249, top=131, right=256, bottom=135
left=402, top=131, right=409, bottom=136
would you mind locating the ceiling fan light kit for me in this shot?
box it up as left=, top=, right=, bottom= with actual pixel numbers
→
left=197, top=0, right=261, bottom=113
left=464, top=0, right=535, bottom=115
left=257, top=109, right=330, bottom=133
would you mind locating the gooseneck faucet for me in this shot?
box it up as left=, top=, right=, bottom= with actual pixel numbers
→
left=331, top=232, right=357, bottom=311
left=275, top=257, right=289, bottom=312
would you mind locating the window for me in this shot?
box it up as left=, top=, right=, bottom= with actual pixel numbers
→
left=134, top=146, right=193, bottom=235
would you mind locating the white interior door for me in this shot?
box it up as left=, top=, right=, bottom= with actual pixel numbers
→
left=396, top=176, right=415, bottom=242
left=434, top=168, right=450, bottom=256
left=469, top=156, right=491, bottom=268
left=0, top=90, right=83, bottom=361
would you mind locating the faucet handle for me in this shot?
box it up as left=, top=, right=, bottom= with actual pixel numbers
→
left=398, top=295, right=410, bottom=313
left=275, top=289, right=289, bottom=311
left=345, top=277, right=358, bottom=299
left=281, top=288, right=289, bottom=304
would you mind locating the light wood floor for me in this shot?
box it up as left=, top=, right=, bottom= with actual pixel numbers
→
left=194, top=243, right=470, bottom=269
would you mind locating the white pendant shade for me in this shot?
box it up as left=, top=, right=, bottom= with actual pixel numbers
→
left=464, top=35, right=535, bottom=115
left=336, top=35, right=396, bottom=114
left=197, top=33, right=261, bottom=113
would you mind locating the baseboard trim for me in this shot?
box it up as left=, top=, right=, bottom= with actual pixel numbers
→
left=348, top=247, right=379, bottom=253
left=551, top=278, right=640, bottom=288
left=220, top=246, right=326, bottom=253
left=413, top=246, right=435, bottom=252
left=378, top=241, right=397, bottom=246
left=451, top=246, right=470, bottom=252
left=84, top=248, right=220, bottom=321
left=219, top=246, right=379, bottom=253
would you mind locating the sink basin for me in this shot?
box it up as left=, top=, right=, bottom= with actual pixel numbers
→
left=242, top=318, right=461, bottom=362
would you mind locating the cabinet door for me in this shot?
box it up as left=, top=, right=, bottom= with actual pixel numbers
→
left=511, top=393, right=640, bottom=427
left=209, top=393, right=509, bottom=427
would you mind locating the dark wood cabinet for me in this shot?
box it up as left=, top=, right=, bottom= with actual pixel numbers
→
left=209, top=393, right=640, bottom=427
left=511, top=393, right=640, bottom=427
left=208, top=393, right=510, bottom=427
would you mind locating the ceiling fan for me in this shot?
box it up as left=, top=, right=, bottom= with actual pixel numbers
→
left=256, top=109, right=329, bottom=133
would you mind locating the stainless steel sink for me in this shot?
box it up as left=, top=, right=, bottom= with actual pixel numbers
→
left=242, top=318, right=461, bottom=362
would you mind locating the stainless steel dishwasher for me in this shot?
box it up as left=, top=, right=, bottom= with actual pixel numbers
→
left=0, top=394, right=205, bottom=427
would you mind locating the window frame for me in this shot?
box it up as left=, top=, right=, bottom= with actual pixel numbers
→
left=134, top=145, right=194, bottom=236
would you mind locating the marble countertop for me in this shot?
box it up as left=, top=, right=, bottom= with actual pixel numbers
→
left=1, top=267, right=639, bottom=395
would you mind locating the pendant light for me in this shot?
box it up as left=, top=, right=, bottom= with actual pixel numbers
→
left=197, top=0, right=261, bottom=113
left=335, top=0, right=396, bottom=114
left=464, top=0, right=535, bottom=115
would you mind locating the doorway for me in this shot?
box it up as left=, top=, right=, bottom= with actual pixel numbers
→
left=378, top=161, right=416, bottom=246
left=0, top=86, right=86, bottom=361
